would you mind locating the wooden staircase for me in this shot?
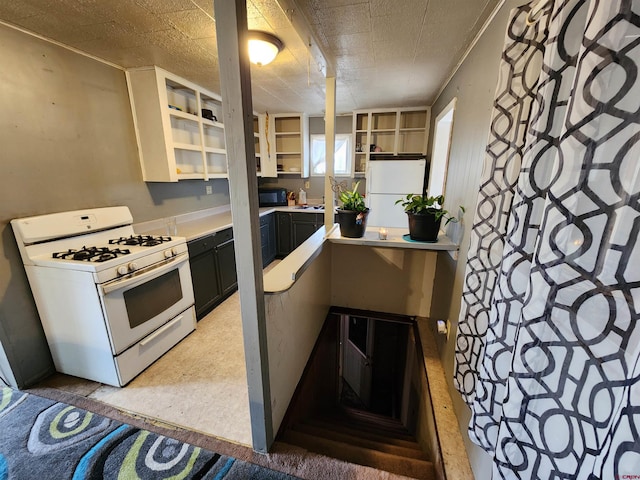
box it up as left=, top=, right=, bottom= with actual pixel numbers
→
left=280, top=407, right=436, bottom=480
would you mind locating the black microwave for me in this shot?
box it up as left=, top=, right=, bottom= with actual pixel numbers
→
left=258, top=187, right=288, bottom=207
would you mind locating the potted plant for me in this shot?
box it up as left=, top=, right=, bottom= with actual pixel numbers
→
left=336, top=181, right=370, bottom=238
left=396, top=193, right=463, bottom=242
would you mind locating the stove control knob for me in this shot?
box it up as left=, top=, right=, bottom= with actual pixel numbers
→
left=128, top=262, right=138, bottom=272
left=117, top=265, right=128, bottom=276
left=164, top=249, right=173, bottom=259
left=171, top=247, right=179, bottom=256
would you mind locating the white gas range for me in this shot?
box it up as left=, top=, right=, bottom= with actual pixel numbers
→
left=11, top=206, right=196, bottom=386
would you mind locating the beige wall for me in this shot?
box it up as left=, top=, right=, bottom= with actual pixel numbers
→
left=265, top=245, right=332, bottom=434
left=428, top=1, right=527, bottom=477
left=331, top=244, right=437, bottom=317
left=0, top=24, right=231, bottom=387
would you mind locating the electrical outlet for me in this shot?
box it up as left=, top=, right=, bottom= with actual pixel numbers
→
left=205, top=185, right=213, bottom=195
left=304, top=181, right=310, bottom=189
left=436, top=319, right=451, bottom=341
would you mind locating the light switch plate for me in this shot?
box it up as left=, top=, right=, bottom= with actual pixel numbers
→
left=206, top=185, right=213, bottom=195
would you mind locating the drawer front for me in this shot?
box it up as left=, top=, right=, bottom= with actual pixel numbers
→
left=116, top=307, right=196, bottom=386
left=188, top=234, right=216, bottom=256
left=213, top=227, right=233, bottom=246
left=291, top=212, right=322, bottom=224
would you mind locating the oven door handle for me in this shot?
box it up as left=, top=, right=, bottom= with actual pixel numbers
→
left=101, top=252, right=189, bottom=295
left=139, top=313, right=185, bottom=347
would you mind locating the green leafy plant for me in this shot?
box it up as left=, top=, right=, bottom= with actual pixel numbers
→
left=396, top=194, right=464, bottom=225
left=338, top=181, right=368, bottom=213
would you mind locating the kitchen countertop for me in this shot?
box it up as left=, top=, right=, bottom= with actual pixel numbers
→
left=327, top=226, right=458, bottom=251
left=136, top=205, right=458, bottom=252
left=264, top=224, right=458, bottom=293
left=136, top=205, right=459, bottom=293
left=135, top=204, right=330, bottom=242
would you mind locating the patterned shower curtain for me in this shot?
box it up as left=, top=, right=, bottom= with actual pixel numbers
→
left=454, top=0, right=640, bottom=478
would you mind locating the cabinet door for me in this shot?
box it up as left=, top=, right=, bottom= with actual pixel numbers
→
left=260, top=213, right=277, bottom=267
left=188, top=249, right=222, bottom=320
left=292, top=222, right=318, bottom=249
left=216, top=238, right=237, bottom=296
left=353, top=112, right=370, bottom=176
left=267, top=214, right=277, bottom=263
left=291, top=213, right=323, bottom=249
left=277, top=213, right=292, bottom=257
left=260, top=222, right=270, bottom=268
left=257, top=114, right=277, bottom=178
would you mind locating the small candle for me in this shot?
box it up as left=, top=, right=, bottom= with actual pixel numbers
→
left=378, top=227, right=388, bottom=240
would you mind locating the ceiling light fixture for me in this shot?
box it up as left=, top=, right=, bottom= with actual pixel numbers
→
left=247, top=31, right=284, bottom=66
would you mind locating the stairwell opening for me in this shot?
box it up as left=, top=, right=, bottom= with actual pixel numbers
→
left=340, top=313, right=410, bottom=421
left=276, top=307, right=441, bottom=480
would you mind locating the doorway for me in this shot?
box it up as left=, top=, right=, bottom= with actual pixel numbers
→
left=428, top=98, right=457, bottom=197
left=339, top=314, right=411, bottom=418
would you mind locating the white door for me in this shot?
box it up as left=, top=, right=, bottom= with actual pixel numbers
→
left=342, top=316, right=375, bottom=408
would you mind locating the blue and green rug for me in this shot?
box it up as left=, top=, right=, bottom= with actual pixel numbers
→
left=0, top=387, right=295, bottom=479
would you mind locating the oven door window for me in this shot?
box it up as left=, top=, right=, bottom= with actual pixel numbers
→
left=123, top=269, right=183, bottom=329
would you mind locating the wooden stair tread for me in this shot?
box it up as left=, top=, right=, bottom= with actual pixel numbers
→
left=340, top=406, right=408, bottom=428
left=292, top=422, right=428, bottom=460
left=304, top=417, right=422, bottom=449
left=316, top=413, right=416, bottom=441
left=281, top=430, right=436, bottom=480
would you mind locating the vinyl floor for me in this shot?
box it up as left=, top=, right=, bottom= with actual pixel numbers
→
left=37, top=286, right=264, bottom=447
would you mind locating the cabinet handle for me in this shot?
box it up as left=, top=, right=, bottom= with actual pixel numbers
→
left=139, top=315, right=183, bottom=347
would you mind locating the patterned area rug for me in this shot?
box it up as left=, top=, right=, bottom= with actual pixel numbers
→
left=0, top=387, right=296, bottom=479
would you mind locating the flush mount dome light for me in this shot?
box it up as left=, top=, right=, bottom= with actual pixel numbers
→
left=248, top=30, right=283, bottom=66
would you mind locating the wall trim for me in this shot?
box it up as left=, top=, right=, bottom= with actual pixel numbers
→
left=433, top=0, right=507, bottom=105
left=0, top=19, right=124, bottom=71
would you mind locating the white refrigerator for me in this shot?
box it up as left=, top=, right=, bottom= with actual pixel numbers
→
left=366, top=159, right=427, bottom=228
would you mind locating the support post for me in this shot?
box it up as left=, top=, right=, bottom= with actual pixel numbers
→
left=324, top=76, right=336, bottom=227
left=213, top=0, right=273, bottom=453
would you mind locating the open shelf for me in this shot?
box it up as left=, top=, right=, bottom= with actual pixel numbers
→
left=269, top=114, right=309, bottom=177
left=351, top=107, right=430, bottom=175
left=127, top=66, right=229, bottom=182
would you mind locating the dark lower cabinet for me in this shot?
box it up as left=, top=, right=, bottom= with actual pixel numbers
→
left=217, top=237, right=238, bottom=297
left=293, top=221, right=319, bottom=247
left=277, top=212, right=293, bottom=257
left=277, top=212, right=324, bottom=257
left=260, top=213, right=277, bottom=267
left=188, top=227, right=237, bottom=320
left=189, top=238, right=221, bottom=319
left=188, top=211, right=320, bottom=319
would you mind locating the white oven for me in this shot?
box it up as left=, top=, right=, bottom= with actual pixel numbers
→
left=100, top=252, right=194, bottom=354
left=11, top=206, right=197, bottom=387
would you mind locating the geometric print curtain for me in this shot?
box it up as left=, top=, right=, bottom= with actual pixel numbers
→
left=454, top=0, right=640, bottom=478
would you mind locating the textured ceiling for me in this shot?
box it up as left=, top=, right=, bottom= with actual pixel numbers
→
left=0, top=0, right=500, bottom=114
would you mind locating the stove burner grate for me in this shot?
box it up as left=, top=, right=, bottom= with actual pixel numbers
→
left=52, top=247, right=131, bottom=262
left=109, top=235, right=172, bottom=247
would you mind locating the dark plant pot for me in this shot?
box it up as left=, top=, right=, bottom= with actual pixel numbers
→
left=337, top=209, right=369, bottom=238
left=407, top=211, right=442, bottom=242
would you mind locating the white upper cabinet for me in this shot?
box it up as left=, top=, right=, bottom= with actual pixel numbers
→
left=266, top=113, right=309, bottom=178
left=352, top=107, right=430, bottom=177
left=126, top=66, right=227, bottom=182
left=255, top=114, right=278, bottom=178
